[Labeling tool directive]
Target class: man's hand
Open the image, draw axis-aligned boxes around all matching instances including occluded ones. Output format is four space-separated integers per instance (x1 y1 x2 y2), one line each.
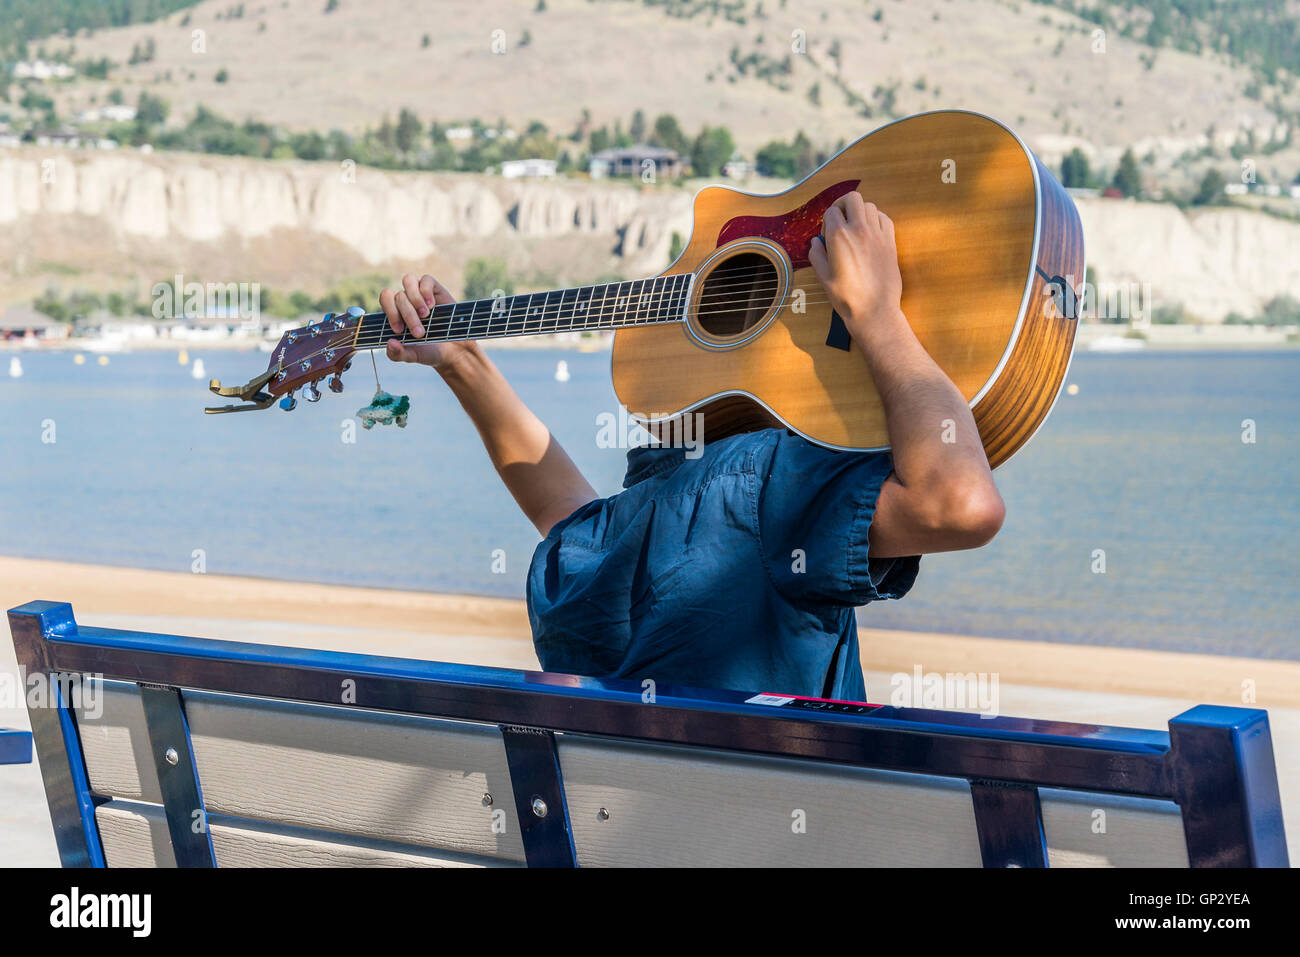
808 192 903 339
378 273 477 372
808 191 1006 558
378 270 596 537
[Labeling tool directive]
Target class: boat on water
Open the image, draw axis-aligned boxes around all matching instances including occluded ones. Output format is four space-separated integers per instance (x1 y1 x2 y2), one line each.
82 336 127 354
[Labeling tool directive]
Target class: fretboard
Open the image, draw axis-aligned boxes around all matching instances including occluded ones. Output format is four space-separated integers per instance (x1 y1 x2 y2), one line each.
351 274 692 350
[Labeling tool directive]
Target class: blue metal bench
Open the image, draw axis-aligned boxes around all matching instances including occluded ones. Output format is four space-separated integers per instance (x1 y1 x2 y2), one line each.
7 599 1289 868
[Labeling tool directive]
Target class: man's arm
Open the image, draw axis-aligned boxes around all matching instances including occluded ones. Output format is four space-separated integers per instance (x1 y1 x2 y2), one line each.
380 273 598 537
810 193 1006 558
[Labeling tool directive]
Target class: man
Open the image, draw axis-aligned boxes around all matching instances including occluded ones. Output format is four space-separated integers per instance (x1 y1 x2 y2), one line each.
378 193 1004 700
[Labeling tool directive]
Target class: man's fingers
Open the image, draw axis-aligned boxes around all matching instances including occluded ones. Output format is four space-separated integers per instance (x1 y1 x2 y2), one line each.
879 209 895 237
419 274 454 307
379 288 405 335
833 192 866 225
401 273 428 318
386 339 408 362
808 235 829 278
822 205 847 233
395 291 424 338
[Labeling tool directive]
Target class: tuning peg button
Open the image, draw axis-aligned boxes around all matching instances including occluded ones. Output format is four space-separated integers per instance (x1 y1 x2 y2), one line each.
279 392 297 411
328 375 344 394
305 381 322 402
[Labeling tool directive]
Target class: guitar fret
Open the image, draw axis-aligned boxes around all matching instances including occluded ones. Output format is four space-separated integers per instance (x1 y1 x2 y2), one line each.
352 272 692 350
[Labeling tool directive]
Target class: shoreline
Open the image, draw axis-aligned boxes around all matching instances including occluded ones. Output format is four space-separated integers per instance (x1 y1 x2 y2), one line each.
2 555 1297 710
3 324 1298 354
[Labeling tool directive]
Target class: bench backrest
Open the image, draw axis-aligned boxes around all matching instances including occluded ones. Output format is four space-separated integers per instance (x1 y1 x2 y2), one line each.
8 601 1290 868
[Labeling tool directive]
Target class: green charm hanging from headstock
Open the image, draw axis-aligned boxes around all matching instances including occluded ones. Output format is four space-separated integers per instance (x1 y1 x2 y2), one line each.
356 389 410 430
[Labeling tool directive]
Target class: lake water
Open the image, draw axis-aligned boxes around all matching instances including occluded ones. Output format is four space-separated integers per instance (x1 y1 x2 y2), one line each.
1 346 1296 660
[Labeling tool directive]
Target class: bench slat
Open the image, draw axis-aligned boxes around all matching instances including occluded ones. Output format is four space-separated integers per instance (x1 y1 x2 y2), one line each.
556 734 986 867
1040 789 1189 868
95 800 516 868
78 682 525 862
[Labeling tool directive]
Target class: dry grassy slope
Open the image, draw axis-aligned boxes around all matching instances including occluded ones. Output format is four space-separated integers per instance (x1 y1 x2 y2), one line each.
51 0 1293 161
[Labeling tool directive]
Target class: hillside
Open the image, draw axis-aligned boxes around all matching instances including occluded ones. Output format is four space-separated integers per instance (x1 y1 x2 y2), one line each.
14 0 1300 180
2 145 1297 323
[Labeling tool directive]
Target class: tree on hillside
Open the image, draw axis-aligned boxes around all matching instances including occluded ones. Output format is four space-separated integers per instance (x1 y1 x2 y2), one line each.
791 130 816 178
464 259 513 300
1060 147 1092 188
1191 167 1227 206
1260 295 1300 327
755 140 795 178
649 114 689 155
136 91 168 127
690 125 735 177
1112 149 1141 198
395 108 422 153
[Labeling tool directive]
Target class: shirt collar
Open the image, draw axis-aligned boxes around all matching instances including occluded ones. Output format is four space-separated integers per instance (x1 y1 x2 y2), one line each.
623 443 688 488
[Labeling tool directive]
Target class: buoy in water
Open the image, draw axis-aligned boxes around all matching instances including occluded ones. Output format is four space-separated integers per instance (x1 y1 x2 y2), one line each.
178 349 189 365
1066 383 1079 396
554 360 571 383
97 355 109 366
191 358 206 379
8 357 22 378
74 354 85 365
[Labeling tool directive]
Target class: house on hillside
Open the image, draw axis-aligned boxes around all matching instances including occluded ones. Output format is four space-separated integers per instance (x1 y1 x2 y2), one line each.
589 145 684 180
723 154 755 179
11 60 74 81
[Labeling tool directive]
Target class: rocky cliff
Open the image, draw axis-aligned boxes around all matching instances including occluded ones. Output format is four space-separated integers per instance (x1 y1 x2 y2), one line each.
0 147 1296 321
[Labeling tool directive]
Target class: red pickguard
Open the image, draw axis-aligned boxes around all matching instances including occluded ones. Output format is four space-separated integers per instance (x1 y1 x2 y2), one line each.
715 179 860 268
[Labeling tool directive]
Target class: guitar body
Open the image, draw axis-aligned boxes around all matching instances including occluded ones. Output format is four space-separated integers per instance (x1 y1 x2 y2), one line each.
610 110 1084 468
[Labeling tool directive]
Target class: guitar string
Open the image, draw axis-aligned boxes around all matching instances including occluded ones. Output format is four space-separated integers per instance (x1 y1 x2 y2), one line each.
288 258 827 354
351 289 845 348
288 289 852 377
356 270 804 345
276 278 850 378
309 284 848 356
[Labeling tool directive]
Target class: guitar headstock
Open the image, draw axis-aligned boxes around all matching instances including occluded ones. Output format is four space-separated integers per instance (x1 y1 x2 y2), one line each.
206 308 367 413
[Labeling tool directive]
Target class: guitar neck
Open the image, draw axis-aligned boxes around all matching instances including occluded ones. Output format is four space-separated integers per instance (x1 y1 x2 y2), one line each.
350 273 693 351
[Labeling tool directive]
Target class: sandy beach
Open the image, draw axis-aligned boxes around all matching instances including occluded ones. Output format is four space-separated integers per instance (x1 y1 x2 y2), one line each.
2 554 1297 865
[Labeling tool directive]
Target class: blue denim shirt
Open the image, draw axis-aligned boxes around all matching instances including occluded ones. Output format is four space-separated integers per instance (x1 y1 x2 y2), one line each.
526 428 920 700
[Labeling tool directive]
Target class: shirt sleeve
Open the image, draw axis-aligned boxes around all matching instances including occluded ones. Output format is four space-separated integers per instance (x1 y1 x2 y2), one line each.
755 433 920 607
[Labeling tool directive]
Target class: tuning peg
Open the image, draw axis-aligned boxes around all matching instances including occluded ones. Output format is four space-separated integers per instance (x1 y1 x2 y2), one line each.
328 374 344 393
305 381 322 402
279 391 298 411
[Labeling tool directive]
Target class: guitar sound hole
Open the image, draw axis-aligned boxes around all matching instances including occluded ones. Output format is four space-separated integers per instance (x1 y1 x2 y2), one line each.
696 252 778 338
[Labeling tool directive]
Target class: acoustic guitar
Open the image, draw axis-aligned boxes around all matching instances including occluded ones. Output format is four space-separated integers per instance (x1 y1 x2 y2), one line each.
207 110 1084 468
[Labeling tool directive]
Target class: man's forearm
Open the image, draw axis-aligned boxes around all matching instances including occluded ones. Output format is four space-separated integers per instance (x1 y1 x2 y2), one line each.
437 344 597 536
849 307 1004 554
851 308 991 490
